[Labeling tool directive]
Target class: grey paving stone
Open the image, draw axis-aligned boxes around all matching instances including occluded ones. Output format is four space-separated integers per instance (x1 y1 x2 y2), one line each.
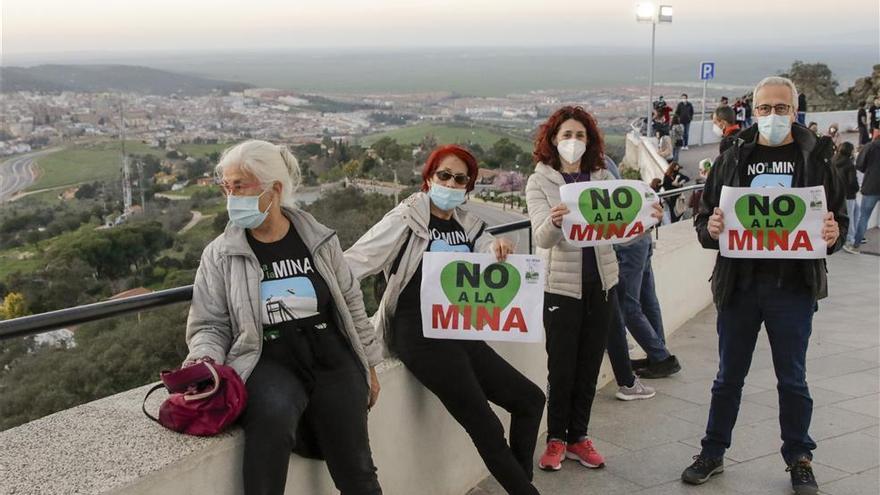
848 346 880 364
632 479 748 495
822 467 880 495
802 355 878 380
589 411 701 452
671 400 779 428
835 394 880 419
813 370 880 398
814 432 880 474
604 442 704 488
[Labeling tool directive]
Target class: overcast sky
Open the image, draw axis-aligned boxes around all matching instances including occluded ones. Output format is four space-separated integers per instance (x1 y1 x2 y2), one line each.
3 0 878 56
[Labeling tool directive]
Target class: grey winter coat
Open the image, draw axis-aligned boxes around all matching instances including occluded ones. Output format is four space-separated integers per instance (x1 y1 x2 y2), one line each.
184 207 383 388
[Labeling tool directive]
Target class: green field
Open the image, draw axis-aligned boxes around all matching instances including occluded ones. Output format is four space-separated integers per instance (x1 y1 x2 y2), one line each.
360 123 533 152
27 140 162 192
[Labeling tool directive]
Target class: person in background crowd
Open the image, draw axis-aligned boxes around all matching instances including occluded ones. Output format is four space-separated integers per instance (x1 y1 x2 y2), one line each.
601 156 657 401
670 116 685 163
674 93 695 150
743 95 753 127
870 97 880 131
826 123 841 149
712 106 741 154
857 101 870 145
185 140 385 495
808 122 820 136
797 92 807 125
655 96 673 125
652 109 670 137
734 98 746 129
833 142 860 248
662 161 690 223
719 96 730 108
686 76 846 495
346 144 544 495
657 132 674 162
526 106 662 473
845 130 880 254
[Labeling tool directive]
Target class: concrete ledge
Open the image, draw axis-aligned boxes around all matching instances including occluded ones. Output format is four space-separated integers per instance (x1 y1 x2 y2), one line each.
0 221 715 495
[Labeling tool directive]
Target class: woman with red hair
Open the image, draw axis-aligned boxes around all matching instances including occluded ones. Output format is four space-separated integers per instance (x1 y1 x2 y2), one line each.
346 144 545 495
526 106 620 472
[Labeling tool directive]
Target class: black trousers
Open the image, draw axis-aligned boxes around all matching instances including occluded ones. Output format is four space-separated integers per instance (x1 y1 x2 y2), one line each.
240 356 382 495
544 281 613 443
393 311 545 495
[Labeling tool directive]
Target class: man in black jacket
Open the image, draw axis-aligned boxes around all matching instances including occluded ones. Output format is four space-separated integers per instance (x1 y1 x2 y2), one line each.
683 77 847 495
675 93 695 149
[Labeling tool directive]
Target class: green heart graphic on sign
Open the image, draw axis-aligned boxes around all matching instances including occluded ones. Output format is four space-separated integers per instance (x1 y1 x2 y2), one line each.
440 261 521 328
578 186 643 238
734 194 806 233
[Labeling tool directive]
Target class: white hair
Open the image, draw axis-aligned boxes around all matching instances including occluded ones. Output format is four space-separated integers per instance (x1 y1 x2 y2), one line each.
753 76 799 111
215 140 301 208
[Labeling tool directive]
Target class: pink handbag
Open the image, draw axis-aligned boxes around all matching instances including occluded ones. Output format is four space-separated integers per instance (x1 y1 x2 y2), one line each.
142 360 247 436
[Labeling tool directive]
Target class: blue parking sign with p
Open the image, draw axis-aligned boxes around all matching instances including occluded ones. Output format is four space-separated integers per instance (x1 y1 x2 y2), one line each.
700 62 715 81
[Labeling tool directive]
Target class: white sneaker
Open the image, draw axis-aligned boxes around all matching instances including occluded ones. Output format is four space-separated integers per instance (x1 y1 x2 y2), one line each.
616 377 656 401
682 146 689 150
843 244 860 255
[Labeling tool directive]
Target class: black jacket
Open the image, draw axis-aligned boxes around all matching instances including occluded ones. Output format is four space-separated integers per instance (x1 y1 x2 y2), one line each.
695 123 848 308
856 140 880 195
675 101 694 123
832 154 859 200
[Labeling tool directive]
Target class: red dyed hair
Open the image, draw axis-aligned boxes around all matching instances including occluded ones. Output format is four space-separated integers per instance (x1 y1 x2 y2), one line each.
420 144 479 192
533 106 605 172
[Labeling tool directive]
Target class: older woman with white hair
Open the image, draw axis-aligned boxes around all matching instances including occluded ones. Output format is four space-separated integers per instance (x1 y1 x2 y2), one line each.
183 140 384 495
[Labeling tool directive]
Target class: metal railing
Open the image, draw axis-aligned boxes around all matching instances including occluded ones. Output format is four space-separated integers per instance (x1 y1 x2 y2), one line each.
0 184 703 341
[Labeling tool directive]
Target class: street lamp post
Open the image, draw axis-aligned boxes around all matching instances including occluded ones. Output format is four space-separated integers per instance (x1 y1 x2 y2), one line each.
636 3 673 138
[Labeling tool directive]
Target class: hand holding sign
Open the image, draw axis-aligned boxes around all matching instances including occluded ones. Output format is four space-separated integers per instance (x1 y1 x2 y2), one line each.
560 180 661 247
822 212 839 248
718 186 827 259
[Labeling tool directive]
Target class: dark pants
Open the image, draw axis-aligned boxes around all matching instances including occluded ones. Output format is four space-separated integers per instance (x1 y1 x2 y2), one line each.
544 280 612 444
700 281 817 464
393 312 545 495
682 121 691 146
616 236 670 363
605 288 637 388
241 357 381 495
859 126 870 145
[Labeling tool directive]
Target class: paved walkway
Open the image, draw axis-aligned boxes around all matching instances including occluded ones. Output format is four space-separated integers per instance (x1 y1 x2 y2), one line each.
469 252 879 494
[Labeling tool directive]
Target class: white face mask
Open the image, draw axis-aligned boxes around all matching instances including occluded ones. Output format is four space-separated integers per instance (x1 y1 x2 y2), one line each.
712 123 724 137
556 139 587 164
757 114 792 146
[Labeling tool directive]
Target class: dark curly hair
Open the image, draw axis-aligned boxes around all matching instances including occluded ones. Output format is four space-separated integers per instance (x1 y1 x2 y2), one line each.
533 105 605 172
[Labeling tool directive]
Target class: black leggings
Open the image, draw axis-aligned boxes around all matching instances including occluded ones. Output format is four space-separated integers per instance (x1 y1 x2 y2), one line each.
543 282 613 443
240 357 382 495
393 311 545 495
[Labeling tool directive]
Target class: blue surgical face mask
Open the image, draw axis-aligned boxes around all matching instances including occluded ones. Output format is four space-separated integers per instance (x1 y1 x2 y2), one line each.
227 189 272 229
757 114 792 146
429 182 467 211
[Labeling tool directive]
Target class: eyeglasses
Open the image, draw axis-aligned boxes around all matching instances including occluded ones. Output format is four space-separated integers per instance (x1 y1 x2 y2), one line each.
755 104 793 116
435 170 470 186
218 180 263 196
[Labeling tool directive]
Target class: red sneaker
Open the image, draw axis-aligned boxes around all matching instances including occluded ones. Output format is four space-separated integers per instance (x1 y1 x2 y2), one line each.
566 438 605 468
538 440 566 471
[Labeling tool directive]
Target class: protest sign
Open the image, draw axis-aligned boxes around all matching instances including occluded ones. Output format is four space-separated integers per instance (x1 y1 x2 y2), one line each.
560 179 660 247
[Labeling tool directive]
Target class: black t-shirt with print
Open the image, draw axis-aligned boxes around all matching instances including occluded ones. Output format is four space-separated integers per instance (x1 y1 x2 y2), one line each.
396 214 474 314
735 142 807 291
246 225 354 385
